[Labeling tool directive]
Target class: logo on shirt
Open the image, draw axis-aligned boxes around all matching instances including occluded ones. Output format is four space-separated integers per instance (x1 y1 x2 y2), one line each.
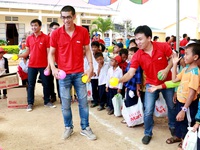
158 57 162 60
40 42 43 45
77 41 80 43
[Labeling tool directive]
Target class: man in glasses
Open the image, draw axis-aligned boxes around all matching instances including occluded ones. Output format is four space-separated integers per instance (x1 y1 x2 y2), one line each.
48 5 96 140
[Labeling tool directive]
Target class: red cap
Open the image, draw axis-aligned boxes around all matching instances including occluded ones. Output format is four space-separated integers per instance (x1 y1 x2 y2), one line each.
0 47 7 54
114 55 122 64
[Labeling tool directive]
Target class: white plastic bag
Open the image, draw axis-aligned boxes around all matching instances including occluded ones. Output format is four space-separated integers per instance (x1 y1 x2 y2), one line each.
122 97 144 127
86 82 93 101
112 93 123 117
154 93 168 117
182 127 197 150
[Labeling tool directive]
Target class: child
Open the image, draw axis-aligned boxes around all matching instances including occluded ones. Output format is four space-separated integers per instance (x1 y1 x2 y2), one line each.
121 47 142 124
113 42 123 55
0 47 9 99
124 47 142 107
119 48 128 98
148 43 200 149
119 48 128 74
90 41 100 108
106 55 123 115
95 52 110 111
18 56 29 86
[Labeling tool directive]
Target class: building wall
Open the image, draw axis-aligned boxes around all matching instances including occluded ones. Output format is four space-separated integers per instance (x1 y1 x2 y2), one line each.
164 19 198 39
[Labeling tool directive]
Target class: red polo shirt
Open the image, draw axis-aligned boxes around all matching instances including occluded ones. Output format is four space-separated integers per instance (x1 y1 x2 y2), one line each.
180 38 188 46
130 42 172 85
26 32 49 68
50 24 90 74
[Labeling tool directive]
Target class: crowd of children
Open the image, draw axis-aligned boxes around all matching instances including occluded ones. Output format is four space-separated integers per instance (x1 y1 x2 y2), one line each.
87 30 200 149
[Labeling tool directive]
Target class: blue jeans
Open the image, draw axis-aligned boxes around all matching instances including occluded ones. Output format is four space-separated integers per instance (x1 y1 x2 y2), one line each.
144 84 176 136
59 73 89 130
28 67 50 105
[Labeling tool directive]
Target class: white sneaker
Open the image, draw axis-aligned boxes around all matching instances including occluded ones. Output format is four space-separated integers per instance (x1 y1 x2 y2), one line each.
62 127 74 140
44 102 56 108
80 127 97 140
27 104 33 112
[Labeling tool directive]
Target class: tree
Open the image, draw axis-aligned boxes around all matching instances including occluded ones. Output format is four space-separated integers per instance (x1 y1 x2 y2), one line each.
90 17 114 38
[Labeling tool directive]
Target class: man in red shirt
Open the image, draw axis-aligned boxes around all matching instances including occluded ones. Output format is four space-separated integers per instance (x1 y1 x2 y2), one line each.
119 25 176 145
48 5 96 141
19 19 56 112
180 33 188 46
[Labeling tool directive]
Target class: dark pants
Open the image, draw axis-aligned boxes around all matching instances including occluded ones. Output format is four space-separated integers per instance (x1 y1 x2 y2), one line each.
198 137 200 150
22 79 28 86
175 99 198 139
124 89 138 107
98 84 107 107
49 73 56 98
91 79 99 105
28 67 50 105
108 88 117 110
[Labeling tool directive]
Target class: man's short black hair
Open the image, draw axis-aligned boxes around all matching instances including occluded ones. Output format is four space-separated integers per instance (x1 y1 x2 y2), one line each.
134 25 152 39
30 19 42 26
49 22 60 28
61 5 76 15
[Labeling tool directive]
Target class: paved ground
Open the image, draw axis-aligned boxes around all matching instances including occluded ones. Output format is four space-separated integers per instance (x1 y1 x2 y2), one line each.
0 65 179 150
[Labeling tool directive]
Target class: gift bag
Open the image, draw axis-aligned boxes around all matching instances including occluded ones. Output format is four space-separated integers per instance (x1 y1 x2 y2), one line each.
86 82 93 101
122 97 144 127
154 93 168 117
112 93 123 117
182 127 197 150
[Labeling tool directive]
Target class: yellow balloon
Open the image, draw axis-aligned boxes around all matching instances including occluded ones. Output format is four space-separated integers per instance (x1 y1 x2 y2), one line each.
82 75 88 83
12 54 18 61
109 77 119 87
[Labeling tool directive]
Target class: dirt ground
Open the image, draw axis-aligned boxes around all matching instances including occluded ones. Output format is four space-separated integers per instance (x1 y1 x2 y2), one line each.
0 65 179 150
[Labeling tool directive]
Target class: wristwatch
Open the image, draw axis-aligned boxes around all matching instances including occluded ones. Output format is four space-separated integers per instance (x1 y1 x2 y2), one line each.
181 107 187 112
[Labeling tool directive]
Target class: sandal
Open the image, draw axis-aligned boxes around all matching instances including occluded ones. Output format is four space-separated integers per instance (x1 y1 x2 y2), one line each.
166 136 182 144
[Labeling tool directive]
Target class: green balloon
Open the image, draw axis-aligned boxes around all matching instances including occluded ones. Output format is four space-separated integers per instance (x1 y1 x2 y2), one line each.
157 72 163 81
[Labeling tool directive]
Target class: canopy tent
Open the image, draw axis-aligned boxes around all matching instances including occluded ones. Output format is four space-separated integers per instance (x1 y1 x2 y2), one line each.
83 0 118 6
129 0 149 4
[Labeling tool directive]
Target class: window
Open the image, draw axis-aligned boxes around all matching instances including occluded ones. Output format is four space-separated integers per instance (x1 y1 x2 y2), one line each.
5 16 11 21
47 18 58 22
5 16 18 21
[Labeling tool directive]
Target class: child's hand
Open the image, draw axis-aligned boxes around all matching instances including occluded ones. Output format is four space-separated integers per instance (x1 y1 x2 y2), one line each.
192 123 199 132
176 110 185 121
172 52 181 65
147 85 158 93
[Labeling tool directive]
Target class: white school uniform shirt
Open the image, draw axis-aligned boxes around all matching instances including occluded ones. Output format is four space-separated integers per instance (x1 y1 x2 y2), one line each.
106 66 123 89
98 62 110 86
0 58 5 69
91 54 98 79
19 59 29 73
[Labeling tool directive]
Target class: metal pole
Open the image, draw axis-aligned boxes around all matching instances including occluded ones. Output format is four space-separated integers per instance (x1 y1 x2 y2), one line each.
176 0 180 51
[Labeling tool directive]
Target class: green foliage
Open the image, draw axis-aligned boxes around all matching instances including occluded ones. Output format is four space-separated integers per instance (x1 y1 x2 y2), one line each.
91 17 114 37
0 40 7 46
1 45 19 54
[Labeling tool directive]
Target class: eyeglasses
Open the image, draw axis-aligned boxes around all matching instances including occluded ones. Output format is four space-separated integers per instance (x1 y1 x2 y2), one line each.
60 16 73 20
